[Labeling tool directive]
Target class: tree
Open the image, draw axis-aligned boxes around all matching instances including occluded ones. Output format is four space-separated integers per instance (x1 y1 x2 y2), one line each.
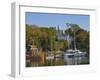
65 23 89 52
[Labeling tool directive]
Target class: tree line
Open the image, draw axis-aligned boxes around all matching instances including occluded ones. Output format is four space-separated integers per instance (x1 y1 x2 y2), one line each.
26 24 89 55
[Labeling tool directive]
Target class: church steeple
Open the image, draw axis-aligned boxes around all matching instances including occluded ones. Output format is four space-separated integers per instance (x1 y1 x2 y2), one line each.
57 25 60 32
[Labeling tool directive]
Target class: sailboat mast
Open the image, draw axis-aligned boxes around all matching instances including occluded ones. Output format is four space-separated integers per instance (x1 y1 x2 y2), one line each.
74 31 76 50
66 23 70 49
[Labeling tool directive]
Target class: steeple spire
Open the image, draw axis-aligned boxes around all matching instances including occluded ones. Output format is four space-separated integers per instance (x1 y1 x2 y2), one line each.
58 25 60 32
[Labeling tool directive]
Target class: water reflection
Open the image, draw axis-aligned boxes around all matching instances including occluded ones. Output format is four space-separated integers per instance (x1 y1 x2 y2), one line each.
45 54 89 66
26 52 89 67
64 55 89 65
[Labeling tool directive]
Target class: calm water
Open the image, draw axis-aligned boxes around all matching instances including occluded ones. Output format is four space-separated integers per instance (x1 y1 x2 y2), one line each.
64 55 89 65
45 55 89 66
26 53 89 67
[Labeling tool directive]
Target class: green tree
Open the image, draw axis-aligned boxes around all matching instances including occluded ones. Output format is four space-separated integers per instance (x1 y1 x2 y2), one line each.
65 23 89 52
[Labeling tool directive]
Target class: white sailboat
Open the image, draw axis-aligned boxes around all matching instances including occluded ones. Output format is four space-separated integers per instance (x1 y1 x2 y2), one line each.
64 23 86 57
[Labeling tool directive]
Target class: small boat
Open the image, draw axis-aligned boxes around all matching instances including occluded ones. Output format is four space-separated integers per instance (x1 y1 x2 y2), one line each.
64 49 86 58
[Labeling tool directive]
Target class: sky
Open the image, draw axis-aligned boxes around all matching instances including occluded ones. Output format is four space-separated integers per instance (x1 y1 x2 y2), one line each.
26 12 90 31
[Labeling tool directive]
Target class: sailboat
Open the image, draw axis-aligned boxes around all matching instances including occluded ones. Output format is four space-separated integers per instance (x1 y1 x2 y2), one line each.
64 24 86 57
